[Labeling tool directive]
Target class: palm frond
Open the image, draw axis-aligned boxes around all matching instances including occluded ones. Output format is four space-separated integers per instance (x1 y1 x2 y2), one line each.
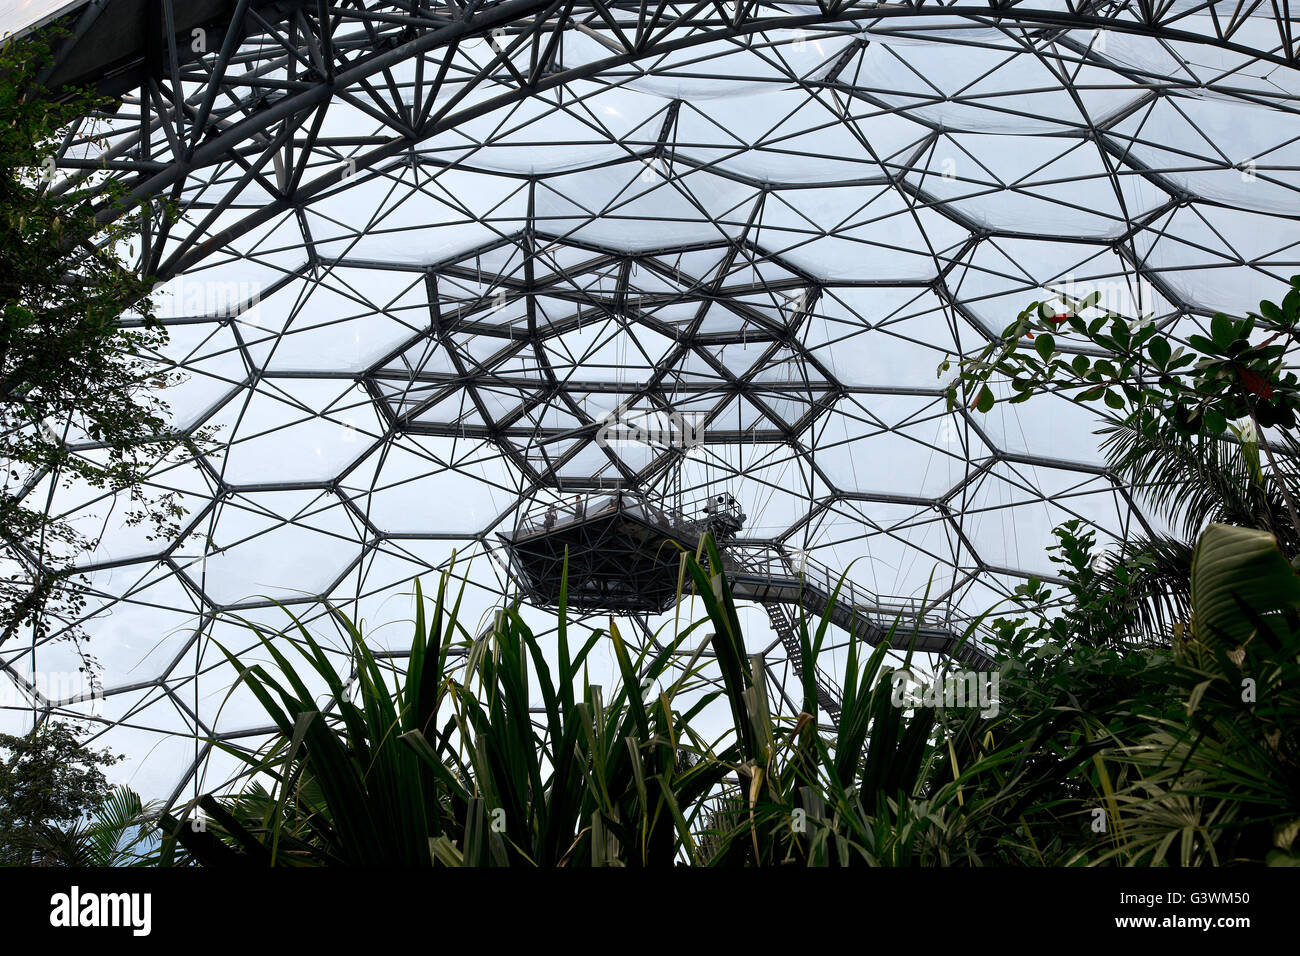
1094 534 1194 644
1099 420 1299 553
82 785 159 865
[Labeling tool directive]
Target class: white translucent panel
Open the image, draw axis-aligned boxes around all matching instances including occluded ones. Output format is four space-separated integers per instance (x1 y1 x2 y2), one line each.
759 394 814 427
1 638 101 710
976 384 1108 465
952 238 1171 329
1134 205 1300 312
179 491 361 606
678 89 928 183
748 352 833 390
476 386 535 421
190 741 275 801
201 607 343 680
306 167 529 264
168 164 282 217
847 37 1139 133
675 348 730 383
809 500 957 601
605 440 661 472
554 440 615 477
341 436 520 534
257 268 429 372
1109 96 1300 213
714 394 779 433
0 0 81 35
730 292 800 328
405 390 486 425
694 302 753 334
911 133 1168 237
961 465 1127 573
195 658 276 735
375 379 452 420
436 83 665 174
804 286 967 386
634 297 707 327
818 426 976 499
46 458 214 567
563 30 846 101
817 393 987 497
204 379 381 484
516 399 585 434
699 445 816 534
535 162 755 250
93 717 204 802
151 322 249 429
150 271 265 322
757 183 969 280
947 569 1033 621
64 569 204 689
180 209 306 278
1099 22 1300 99
540 320 677 382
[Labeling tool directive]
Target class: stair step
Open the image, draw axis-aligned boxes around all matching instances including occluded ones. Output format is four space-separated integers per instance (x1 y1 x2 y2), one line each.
762 601 841 716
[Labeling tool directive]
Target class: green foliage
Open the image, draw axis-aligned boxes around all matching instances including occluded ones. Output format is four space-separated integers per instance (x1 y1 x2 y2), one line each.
1 33 186 662
942 277 1300 650
945 278 1300 546
145 518 1300 867
111 278 1297 868
1099 420 1299 557
1102 524 1300 865
946 282 1300 438
679 533 961 866
159 556 731 867
21 785 161 866
1191 523 1300 646
0 720 123 865
985 520 1173 648
928 272 1300 863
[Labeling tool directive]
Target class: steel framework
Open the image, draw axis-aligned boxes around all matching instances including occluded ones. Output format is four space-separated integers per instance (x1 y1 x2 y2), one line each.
3 0 1300 805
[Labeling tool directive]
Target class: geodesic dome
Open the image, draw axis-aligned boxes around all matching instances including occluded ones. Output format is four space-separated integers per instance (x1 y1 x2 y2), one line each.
4 0 1300 806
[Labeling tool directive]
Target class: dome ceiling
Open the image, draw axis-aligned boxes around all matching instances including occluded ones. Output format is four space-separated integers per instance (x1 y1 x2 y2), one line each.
4 0 1299 802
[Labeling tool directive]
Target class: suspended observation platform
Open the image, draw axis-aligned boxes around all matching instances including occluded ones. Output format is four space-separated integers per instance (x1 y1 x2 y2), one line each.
499 492 744 613
499 492 994 714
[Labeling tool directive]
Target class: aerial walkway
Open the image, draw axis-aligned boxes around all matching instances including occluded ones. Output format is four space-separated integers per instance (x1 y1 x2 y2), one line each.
721 543 996 719
500 493 995 720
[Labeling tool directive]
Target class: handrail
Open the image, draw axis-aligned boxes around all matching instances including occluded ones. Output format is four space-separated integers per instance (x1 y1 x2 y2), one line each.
724 541 997 666
511 491 706 540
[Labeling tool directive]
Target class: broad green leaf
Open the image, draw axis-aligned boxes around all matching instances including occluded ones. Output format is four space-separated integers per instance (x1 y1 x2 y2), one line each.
1190 523 1300 645
1034 333 1055 362
1210 313 1235 350
1147 335 1171 368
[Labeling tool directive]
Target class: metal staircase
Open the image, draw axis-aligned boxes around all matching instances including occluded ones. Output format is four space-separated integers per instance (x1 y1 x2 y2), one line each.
761 602 844 717
725 541 996 676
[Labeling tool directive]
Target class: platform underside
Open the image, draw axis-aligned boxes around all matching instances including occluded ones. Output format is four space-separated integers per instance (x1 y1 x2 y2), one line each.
500 499 704 613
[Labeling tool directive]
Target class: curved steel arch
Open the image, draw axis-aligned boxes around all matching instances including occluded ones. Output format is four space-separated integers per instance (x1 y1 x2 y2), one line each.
28 1 1300 281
